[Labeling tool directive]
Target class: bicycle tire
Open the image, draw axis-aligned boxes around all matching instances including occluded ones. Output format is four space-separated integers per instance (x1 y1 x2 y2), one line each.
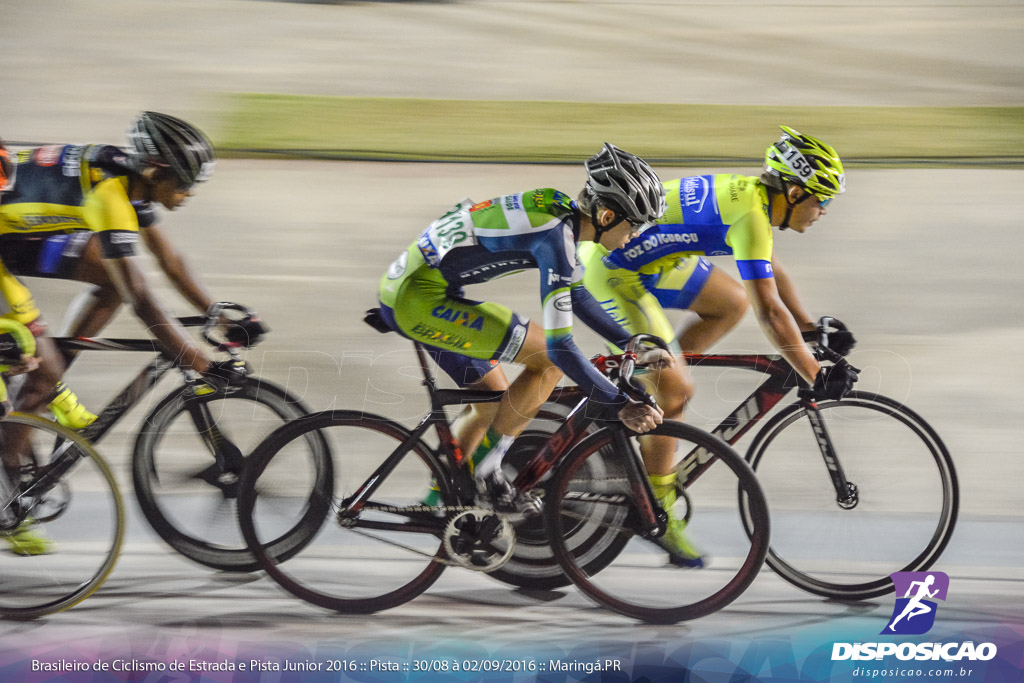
743 390 958 600
238 410 453 614
132 375 328 571
0 414 124 619
547 421 770 624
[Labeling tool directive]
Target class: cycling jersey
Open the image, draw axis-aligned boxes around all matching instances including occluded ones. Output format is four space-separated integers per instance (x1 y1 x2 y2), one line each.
0 144 156 322
605 174 774 281
580 174 772 349
0 144 156 259
379 190 630 409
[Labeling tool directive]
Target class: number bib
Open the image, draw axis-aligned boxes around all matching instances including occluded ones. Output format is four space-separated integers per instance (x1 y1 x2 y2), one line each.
417 199 478 267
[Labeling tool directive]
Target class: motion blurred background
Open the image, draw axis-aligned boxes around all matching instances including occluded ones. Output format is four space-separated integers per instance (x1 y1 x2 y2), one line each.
2 0 1022 559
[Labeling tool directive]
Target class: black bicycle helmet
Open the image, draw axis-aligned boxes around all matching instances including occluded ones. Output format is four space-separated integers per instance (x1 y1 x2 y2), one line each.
584 142 666 226
126 111 215 187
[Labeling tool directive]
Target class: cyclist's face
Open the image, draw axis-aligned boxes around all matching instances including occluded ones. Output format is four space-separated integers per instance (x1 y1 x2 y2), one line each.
599 220 638 250
150 176 194 211
787 188 829 233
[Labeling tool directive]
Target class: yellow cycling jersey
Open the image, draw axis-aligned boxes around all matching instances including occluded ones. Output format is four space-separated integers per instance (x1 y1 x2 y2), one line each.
605 174 775 280
0 144 155 259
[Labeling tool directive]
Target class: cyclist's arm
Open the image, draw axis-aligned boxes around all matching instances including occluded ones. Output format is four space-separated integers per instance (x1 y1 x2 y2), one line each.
744 277 819 384
728 210 818 383
535 225 627 413
771 258 815 333
569 282 631 348
84 180 209 373
140 224 215 312
100 255 210 373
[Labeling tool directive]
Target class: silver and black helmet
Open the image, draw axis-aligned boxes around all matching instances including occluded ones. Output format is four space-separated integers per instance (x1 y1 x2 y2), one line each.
584 142 666 225
127 111 215 187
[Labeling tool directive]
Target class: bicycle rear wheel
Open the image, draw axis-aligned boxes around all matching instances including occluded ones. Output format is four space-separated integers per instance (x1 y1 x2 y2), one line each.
547 421 769 624
744 391 958 600
238 411 452 614
0 414 124 619
133 376 328 571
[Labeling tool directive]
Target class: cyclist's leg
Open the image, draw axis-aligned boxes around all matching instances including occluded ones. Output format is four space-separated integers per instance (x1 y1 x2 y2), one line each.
650 256 748 353
579 244 703 565
578 243 693 472
450 364 509 461
54 234 122 365
379 246 553 486
1 235 103 419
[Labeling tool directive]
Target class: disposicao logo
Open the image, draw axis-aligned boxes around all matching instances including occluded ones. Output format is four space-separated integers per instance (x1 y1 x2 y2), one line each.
883 571 949 635
831 571 998 662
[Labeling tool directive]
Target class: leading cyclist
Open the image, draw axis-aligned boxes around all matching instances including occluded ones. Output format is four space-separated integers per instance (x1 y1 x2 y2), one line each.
376 144 701 554
0 113 253 553
579 127 860 563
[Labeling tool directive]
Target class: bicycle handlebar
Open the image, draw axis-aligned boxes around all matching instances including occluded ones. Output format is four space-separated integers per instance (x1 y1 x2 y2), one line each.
811 316 852 366
202 302 261 353
616 334 671 409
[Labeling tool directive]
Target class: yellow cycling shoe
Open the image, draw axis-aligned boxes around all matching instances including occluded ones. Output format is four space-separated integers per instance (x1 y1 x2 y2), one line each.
49 381 97 430
2 519 54 556
650 472 706 569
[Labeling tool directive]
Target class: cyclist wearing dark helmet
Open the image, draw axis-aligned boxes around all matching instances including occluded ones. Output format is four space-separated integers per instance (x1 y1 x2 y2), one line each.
377 142 671 507
0 113 248 553
579 126 858 566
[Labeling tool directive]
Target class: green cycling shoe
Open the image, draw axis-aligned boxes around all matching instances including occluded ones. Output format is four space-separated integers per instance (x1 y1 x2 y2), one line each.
650 472 705 569
2 519 54 556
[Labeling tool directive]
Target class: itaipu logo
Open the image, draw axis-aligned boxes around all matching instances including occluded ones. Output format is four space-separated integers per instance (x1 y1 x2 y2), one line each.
832 571 998 663
883 571 948 635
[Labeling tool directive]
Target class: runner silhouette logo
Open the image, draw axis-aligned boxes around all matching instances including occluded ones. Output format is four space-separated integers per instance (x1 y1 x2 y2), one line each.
883 571 949 635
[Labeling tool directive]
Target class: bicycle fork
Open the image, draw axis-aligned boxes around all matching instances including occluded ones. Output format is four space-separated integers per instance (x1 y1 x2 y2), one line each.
803 401 859 509
612 429 668 538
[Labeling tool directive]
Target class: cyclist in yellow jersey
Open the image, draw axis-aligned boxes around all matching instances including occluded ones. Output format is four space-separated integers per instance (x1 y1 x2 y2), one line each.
579 127 859 565
0 114 252 539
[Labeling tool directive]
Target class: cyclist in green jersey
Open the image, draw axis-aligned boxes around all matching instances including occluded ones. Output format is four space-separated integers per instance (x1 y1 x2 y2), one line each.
579 127 859 565
378 144 675 515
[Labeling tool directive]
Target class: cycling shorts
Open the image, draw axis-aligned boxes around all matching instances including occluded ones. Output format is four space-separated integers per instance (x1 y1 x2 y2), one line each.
578 241 714 349
377 244 529 387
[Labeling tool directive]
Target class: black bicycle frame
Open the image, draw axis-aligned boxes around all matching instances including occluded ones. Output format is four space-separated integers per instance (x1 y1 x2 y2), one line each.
341 342 665 538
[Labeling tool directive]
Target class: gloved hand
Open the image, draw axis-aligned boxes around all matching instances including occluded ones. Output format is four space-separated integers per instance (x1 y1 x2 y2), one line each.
223 316 268 348
812 363 859 400
202 359 249 389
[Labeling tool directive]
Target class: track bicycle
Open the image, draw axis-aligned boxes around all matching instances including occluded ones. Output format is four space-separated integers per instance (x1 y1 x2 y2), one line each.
43 302 328 571
238 319 771 624
0 412 124 619
542 317 958 601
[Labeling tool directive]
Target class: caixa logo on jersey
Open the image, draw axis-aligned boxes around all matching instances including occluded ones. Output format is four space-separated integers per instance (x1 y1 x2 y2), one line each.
831 572 998 663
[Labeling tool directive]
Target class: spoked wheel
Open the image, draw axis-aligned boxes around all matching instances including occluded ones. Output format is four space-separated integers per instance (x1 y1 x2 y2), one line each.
132 377 328 571
238 411 453 614
547 422 769 623
743 391 958 600
0 414 124 619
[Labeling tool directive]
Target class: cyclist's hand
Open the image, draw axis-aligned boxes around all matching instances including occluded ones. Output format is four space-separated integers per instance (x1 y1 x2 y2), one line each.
618 401 663 434
812 363 859 400
223 314 268 348
202 359 249 389
637 347 676 369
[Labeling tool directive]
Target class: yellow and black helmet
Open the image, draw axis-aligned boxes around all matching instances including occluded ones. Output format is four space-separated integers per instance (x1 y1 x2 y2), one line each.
764 126 845 199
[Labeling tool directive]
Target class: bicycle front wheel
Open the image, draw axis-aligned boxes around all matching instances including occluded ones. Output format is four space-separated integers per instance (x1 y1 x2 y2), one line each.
745 391 958 600
238 411 452 614
133 376 328 571
547 421 770 624
0 414 124 619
